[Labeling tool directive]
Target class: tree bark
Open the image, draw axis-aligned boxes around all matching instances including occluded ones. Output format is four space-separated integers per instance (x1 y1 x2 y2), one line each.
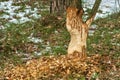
66 0 102 59
66 7 87 59
50 0 63 14
49 0 72 14
86 0 102 26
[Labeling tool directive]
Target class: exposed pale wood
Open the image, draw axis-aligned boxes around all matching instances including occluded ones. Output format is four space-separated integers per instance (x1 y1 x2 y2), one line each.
66 0 102 59
66 7 87 59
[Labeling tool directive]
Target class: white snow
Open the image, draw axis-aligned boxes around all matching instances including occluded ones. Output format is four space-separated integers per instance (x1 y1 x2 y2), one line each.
112 43 120 46
0 0 119 55
0 0 41 24
89 30 95 36
34 51 42 56
84 0 119 18
9 18 19 24
16 12 25 17
28 37 43 43
19 17 31 23
0 0 118 24
1 15 10 19
30 13 41 19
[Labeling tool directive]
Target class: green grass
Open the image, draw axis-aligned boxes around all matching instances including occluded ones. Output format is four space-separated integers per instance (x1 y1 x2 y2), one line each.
0 1 119 79
0 6 119 75
0 15 69 68
87 13 120 57
0 15 119 62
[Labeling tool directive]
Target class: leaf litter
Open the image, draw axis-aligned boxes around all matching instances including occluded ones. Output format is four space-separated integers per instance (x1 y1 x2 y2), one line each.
0 53 119 80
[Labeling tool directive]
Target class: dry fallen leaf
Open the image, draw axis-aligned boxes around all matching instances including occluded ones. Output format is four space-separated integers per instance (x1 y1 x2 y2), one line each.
1 53 119 80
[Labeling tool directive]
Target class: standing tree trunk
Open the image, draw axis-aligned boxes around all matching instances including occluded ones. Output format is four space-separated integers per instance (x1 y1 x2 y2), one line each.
50 0 72 14
66 0 102 59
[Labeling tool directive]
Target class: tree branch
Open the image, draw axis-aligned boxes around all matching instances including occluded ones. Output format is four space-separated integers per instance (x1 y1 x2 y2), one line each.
86 0 102 26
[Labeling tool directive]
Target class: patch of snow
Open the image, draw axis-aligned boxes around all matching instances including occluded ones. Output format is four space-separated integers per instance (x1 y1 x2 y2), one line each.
0 15 10 19
30 13 41 19
84 0 119 18
9 18 19 24
41 46 52 54
16 12 25 17
90 24 98 29
45 46 52 52
89 30 95 36
9 12 16 16
112 43 120 46
28 37 43 43
0 1 13 10
19 17 31 23
0 0 41 25
89 24 98 36
24 8 31 14
34 51 42 56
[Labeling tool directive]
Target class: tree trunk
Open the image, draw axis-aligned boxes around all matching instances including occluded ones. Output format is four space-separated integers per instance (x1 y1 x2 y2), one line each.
66 7 87 59
50 0 60 14
66 0 102 59
49 0 72 14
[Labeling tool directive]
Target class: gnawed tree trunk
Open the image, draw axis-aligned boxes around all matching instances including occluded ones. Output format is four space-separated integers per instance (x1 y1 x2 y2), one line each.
66 0 102 59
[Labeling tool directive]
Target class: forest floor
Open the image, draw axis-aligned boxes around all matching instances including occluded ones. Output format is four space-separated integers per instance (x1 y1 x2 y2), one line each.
0 12 120 79
1 52 120 80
